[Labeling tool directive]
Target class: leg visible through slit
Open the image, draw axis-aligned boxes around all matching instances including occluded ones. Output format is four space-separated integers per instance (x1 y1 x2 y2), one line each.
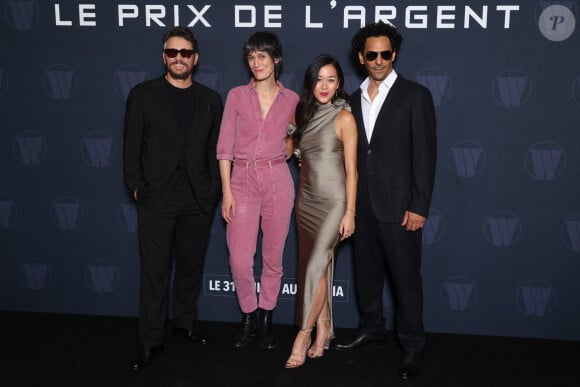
307 251 334 358
286 250 335 368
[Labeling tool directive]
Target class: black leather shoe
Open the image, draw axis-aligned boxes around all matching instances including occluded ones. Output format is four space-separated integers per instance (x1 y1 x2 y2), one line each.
233 310 258 348
398 351 424 379
331 332 386 351
130 345 163 372
258 308 278 350
172 327 208 344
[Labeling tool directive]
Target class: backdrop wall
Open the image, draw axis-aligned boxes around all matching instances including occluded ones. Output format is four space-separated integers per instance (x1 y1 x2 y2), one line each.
1 0 579 341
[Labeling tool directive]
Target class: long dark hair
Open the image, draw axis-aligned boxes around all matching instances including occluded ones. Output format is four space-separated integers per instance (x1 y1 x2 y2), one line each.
294 54 348 145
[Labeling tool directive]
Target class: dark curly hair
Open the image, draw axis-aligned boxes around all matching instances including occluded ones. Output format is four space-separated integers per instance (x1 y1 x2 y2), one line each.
351 21 403 58
294 54 349 146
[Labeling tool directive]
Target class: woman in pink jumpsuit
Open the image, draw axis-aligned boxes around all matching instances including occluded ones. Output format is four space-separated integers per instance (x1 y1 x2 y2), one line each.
217 32 299 350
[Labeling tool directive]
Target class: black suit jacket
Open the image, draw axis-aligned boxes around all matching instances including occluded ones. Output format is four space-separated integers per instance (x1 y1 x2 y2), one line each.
351 75 437 223
123 76 223 213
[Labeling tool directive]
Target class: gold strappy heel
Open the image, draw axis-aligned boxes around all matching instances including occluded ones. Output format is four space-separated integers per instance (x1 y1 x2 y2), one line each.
308 316 333 359
285 328 312 369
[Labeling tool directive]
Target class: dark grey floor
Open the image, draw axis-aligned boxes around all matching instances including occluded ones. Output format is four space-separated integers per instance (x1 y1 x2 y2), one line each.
3 311 579 387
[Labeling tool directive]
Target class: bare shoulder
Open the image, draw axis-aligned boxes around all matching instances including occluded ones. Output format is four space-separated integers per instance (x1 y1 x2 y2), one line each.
335 108 357 140
337 108 356 127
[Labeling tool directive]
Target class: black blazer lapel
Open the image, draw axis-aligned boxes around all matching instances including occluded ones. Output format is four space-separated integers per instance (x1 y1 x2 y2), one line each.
369 77 403 144
185 83 205 145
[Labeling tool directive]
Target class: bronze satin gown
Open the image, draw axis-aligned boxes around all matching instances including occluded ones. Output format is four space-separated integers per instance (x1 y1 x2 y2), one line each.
295 99 350 333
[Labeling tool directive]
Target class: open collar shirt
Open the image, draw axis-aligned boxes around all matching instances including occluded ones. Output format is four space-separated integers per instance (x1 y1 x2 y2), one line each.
216 78 299 162
360 69 398 142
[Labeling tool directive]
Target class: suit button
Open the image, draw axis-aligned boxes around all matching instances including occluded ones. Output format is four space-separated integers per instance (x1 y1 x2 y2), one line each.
367 149 372 155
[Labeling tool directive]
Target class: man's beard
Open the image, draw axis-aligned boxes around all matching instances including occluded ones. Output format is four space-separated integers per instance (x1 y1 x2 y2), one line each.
166 65 192 80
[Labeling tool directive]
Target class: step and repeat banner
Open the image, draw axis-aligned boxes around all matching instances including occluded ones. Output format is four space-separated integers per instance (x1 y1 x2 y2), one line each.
1 0 579 341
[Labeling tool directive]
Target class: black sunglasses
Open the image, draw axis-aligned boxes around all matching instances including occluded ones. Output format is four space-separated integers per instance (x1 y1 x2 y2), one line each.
163 48 196 58
364 50 393 61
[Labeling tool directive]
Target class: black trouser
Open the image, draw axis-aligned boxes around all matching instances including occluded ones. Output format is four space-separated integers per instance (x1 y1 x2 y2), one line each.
137 177 213 347
352 189 425 353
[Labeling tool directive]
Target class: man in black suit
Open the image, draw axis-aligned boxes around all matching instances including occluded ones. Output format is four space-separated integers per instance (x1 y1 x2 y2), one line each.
123 26 223 371
332 22 437 379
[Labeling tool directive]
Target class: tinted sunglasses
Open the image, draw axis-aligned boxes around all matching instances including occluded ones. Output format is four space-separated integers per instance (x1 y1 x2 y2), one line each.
163 48 196 58
364 50 393 61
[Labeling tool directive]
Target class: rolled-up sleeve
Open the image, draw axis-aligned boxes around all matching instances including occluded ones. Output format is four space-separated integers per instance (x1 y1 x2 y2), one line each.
216 80 299 162
216 89 238 161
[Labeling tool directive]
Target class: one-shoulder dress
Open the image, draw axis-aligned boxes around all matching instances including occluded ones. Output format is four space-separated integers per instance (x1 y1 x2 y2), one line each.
295 99 350 333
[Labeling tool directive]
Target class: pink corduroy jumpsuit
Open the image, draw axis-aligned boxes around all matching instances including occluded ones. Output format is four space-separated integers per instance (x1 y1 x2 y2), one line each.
217 79 299 313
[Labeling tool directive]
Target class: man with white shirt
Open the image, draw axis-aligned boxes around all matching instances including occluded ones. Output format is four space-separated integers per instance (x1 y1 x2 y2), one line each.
331 21 437 380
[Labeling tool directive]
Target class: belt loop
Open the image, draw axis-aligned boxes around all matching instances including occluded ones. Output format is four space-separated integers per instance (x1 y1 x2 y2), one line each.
233 157 284 168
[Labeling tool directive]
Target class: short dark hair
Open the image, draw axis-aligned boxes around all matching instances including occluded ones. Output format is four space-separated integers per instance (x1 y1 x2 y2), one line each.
243 31 283 79
162 26 198 53
351 21 403 56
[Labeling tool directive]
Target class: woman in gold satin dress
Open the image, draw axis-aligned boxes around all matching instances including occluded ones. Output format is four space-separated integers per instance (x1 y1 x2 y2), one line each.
285 54 358 368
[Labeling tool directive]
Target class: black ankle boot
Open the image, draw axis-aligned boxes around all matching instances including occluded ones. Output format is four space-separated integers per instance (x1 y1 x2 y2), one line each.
233 310 258 348
258 308 278 350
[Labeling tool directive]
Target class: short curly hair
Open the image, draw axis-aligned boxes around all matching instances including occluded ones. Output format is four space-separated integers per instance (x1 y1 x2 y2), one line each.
351 21 403 56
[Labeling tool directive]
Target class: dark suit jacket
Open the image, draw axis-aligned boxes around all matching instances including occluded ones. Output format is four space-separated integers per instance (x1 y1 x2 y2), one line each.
123 76 223 213
351 75 437 223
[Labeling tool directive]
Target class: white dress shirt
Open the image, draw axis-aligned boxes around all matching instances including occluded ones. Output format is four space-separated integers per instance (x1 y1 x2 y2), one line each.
360 69 398 142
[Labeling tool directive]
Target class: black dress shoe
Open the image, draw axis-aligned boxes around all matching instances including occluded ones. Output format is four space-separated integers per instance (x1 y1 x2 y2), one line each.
172 327 208 344
331 331 386 351
398 351 424 379
130 345 163 372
